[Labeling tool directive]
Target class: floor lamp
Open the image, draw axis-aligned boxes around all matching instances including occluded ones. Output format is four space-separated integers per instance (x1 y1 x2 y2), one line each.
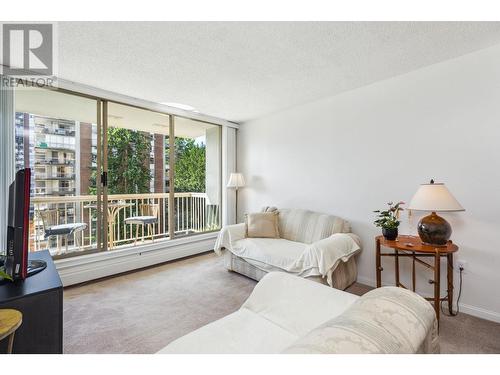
227 173 245 223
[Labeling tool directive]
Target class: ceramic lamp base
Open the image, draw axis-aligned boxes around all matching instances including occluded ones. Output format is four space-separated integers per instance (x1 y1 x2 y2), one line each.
417 211 451 247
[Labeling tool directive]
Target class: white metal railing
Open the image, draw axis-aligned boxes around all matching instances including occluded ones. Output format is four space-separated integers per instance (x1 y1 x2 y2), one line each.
35 172 76 179
31 192 220 256
34 187 76 196
36 141 76 150
34 158 75 165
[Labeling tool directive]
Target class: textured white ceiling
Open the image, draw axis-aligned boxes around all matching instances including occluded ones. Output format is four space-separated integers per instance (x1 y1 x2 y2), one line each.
57 22 500 122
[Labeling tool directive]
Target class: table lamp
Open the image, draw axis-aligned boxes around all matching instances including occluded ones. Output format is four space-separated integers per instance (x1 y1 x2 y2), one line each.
408 180 464 246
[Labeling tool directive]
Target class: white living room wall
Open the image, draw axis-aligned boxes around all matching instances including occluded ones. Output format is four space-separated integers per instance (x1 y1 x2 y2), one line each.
237 44 500 322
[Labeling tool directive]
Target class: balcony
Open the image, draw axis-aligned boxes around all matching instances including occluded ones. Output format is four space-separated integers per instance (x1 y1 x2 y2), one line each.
35 141 75 151
38 127 76 137
35 158 75 166
35 172 76 180
35 187 76 196
31 192 220 257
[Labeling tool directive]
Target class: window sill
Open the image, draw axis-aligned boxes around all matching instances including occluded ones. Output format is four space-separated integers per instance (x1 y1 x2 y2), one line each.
55 231 219 286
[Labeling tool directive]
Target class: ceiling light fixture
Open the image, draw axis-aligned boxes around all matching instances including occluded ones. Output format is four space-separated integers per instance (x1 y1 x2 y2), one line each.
161 102 199 113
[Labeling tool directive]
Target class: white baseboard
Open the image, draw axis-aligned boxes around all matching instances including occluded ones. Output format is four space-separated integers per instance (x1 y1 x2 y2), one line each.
56 233 217 286
356 275 500 323
457 303 500 323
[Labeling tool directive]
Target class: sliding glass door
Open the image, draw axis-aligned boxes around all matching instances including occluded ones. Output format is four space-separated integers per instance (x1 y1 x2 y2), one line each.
13 86 223 258
100 105 222 250
103 101 172 249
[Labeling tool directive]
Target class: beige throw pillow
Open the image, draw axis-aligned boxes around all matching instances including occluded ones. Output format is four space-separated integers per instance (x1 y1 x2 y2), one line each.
246 212 280 238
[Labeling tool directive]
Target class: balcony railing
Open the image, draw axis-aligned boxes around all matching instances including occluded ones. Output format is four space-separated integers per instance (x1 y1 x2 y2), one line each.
35 173 76 180
31 192 220 256
36 141 76 151
35 158 75 166
35 187 76 196
39 127 76 137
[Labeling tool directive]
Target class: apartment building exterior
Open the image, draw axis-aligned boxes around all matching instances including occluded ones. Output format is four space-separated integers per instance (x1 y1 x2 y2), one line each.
15 113 97 249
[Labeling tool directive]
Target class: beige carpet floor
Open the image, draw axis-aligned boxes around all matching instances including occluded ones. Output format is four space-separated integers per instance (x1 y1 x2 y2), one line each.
63 252 500 354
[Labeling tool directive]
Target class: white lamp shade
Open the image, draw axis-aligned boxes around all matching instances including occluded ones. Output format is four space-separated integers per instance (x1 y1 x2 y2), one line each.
408 182 464 212
227 173 245 188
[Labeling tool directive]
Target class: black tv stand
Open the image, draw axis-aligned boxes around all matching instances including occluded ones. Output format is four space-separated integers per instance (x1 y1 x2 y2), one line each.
0 250 62 353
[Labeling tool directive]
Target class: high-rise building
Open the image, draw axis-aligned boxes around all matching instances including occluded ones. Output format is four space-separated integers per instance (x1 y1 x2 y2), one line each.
15 113 99 197
15 113 97 250
32 115 77 196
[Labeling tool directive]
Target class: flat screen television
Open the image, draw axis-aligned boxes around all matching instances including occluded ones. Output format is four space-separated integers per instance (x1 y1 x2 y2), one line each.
4 168 46 280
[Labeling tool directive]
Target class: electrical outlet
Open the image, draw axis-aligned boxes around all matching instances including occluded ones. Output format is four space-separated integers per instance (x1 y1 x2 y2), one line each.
457 259 467 273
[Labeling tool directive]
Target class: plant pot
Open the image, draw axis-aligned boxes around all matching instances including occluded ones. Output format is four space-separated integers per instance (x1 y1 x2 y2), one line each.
382 227 398 241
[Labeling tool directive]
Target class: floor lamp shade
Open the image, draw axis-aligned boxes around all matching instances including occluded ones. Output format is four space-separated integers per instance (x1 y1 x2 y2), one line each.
227 173 245 189
408 181 464 246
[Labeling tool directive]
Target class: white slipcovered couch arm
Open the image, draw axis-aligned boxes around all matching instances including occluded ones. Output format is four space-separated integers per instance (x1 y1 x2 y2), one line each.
214 223 246 255
283 286 439 354
306 233 361 284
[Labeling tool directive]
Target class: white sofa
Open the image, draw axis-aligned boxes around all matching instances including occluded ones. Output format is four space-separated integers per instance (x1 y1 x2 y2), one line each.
159 272 439 354
215 208 361 289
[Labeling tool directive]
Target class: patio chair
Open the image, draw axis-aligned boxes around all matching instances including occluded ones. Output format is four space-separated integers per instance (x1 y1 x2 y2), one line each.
37 209 88 255
125 204 159 245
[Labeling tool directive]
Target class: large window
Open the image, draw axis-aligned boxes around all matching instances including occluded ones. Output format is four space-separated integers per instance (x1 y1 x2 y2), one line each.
14 87 222 258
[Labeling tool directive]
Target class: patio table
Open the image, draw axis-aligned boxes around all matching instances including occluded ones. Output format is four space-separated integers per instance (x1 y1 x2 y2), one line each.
84 201 133 249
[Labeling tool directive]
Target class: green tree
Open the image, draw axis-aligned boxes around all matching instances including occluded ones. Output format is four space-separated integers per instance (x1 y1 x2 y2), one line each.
90 133 205 194
166 138 206 192
106 127 152 194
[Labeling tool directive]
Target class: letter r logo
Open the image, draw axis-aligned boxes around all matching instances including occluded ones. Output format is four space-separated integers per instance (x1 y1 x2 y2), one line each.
2 24 53 76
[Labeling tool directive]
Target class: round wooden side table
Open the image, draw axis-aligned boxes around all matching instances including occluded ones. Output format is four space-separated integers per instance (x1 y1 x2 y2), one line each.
0 309 23 354
375 235 459 324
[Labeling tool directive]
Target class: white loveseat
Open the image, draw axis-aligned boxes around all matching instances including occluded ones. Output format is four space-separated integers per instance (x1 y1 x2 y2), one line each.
215 208 361 289
159 272 439 354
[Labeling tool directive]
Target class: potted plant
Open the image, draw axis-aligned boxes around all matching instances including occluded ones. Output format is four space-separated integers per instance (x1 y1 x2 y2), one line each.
0 266 12 282
373 201 404 241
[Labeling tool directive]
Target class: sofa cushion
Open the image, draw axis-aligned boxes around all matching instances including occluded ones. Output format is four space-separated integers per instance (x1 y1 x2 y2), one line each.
233 238 307 269
278 208 350 244
245 212 280 238
158 308 298 354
